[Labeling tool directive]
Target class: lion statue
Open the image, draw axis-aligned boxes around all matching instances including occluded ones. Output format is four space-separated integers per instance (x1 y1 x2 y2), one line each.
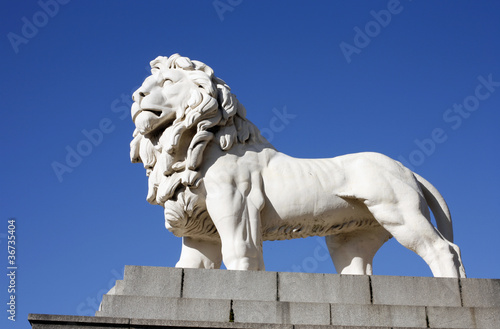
130 54 466 278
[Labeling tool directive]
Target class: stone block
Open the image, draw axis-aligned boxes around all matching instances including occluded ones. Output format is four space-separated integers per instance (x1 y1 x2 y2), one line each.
119 265 182 298
232 300 330 325
278 272 370 304
371 275 461 307
182 268 277 301
330 303 426 328
30 314 297 329
130 318 294 328
96 295 230 322
232 300 277 324
473 307 500 329
427 306 474 329
461 278 500 308
112 280 124 294
294 327 390 329
29 313 130 329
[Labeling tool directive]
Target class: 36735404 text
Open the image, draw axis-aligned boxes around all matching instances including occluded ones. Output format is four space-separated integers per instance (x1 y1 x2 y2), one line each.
6 218 17 321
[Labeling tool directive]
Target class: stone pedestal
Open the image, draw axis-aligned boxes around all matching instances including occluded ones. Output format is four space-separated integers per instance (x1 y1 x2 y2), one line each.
29 266 500 329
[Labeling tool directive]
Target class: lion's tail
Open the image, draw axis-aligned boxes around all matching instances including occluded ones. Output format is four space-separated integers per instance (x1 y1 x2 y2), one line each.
413 172 454 242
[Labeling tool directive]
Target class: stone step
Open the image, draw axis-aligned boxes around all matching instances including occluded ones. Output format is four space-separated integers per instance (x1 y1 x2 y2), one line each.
97 295 231 323
95 266 500 328
106 266 500 308
96 294 500 328
31 312 500 329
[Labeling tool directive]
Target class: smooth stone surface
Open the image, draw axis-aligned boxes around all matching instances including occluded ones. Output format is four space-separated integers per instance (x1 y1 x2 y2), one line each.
427 306 475 329
30 313 297 328
473 307 500 329
371 275 462 307
111 280 124 294
96 266 500 328
30 313 420 329
97 295 230 322
116 265 182 297
29 313 130 324
278 272 370 304
460 278 500 307
182 268 277 301
95 266 500 328
131 318 294 329
331 303 426 328
232 300 330 325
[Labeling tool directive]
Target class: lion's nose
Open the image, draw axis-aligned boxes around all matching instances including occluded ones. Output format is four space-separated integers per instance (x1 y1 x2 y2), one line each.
132 90 149 102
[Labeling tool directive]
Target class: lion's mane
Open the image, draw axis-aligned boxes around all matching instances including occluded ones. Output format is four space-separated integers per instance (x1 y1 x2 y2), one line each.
130 54 265 239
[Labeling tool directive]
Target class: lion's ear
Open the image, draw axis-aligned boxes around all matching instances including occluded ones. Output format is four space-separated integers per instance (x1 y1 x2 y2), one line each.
189 71 216 97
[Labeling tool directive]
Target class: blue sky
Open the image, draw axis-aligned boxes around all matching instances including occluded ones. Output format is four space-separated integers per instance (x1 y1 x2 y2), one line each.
1 1 499 328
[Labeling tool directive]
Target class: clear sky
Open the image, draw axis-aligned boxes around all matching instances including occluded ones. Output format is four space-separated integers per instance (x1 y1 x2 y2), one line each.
1 1 499 328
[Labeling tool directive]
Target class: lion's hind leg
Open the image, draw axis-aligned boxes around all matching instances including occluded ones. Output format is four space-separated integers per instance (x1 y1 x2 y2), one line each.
325 226 391 275
366 196 464 278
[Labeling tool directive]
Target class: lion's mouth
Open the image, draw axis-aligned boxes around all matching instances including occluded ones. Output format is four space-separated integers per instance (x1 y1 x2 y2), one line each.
132 108 161 123
133 106 177 135
143 109 162 117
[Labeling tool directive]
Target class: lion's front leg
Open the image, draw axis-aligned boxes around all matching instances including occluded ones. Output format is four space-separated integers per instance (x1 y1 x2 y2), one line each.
175 237 222 269
205 185 265 271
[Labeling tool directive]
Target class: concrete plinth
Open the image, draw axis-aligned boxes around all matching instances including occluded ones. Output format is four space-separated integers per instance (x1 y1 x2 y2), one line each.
29 266 500 329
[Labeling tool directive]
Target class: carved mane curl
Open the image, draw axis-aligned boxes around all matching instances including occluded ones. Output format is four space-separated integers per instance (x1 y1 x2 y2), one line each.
130 54 265 238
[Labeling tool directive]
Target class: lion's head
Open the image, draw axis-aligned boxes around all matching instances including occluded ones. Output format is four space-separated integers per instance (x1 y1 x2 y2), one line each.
130 54 266 239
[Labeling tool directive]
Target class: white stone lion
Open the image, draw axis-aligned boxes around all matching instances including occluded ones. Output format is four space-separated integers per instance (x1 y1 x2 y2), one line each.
130 54 466 278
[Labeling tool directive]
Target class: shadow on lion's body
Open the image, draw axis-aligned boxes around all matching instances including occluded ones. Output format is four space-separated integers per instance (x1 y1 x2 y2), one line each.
130 54 466 277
